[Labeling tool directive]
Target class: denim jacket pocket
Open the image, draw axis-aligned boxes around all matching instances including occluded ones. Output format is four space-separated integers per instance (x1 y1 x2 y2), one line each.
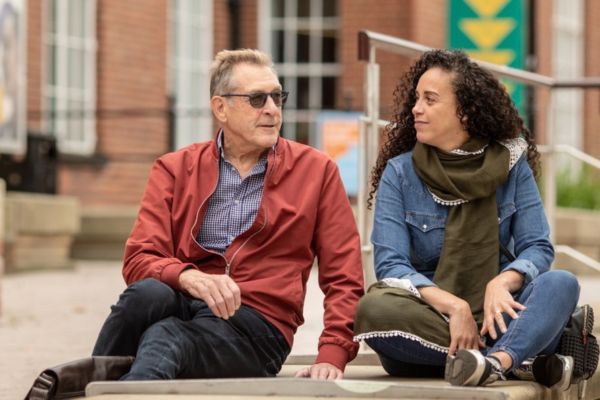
498 202 516 245
405 211 446 265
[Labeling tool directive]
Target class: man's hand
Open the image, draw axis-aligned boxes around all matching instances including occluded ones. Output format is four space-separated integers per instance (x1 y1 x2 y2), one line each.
179 269 241 319
448 300 485 355
480 271 526 340
294 363 343 380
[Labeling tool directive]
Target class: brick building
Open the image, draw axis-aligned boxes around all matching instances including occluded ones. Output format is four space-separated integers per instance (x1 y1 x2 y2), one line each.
6 0 600 208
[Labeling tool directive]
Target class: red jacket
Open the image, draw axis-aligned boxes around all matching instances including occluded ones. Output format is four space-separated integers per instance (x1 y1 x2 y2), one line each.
123 137 364 370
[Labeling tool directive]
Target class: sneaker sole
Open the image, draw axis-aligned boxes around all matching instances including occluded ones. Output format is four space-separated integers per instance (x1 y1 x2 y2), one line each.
445 350 487 386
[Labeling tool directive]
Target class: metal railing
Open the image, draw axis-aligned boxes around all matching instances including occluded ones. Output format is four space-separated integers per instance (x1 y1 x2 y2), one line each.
357 30 600 277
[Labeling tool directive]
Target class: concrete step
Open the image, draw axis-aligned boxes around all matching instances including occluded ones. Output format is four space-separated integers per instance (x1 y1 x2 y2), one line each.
71 207 137 260
4 191 80 272
84 363 599 400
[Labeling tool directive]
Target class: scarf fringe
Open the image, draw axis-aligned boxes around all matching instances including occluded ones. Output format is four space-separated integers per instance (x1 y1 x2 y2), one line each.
430 192 468 206
354 330 449 354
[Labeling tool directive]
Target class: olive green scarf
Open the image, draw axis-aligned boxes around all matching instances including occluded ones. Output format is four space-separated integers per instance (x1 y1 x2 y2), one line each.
412 138 510 324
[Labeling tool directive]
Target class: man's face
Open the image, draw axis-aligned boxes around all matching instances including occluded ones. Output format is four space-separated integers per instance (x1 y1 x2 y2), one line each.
216 63 283 153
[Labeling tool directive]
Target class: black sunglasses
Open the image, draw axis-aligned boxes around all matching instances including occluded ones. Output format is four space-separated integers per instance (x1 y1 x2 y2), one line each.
221 91 289 109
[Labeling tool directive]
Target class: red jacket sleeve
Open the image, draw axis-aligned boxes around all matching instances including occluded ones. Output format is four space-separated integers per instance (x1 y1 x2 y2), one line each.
122 158 196 290
312 160 365 370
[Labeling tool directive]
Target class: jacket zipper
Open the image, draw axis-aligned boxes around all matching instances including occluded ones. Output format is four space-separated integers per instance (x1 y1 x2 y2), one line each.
190 146 276 276
224 145 276 274
190 163 232 273
227 206 268 271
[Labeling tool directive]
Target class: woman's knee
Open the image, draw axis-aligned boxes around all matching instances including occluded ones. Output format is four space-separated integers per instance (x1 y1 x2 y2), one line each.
539 270 580 292
537 270 580 303
355 290 422 332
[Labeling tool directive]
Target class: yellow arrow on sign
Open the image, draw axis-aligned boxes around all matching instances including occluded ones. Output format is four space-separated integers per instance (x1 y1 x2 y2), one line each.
466 50 515 66
460 18 516 49
464 0 510 18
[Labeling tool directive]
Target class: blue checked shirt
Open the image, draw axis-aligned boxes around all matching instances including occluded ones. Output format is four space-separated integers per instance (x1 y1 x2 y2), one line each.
197 134 268 253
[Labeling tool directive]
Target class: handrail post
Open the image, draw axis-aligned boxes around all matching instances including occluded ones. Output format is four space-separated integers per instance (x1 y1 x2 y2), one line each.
544 90 557 245
358 45 380 287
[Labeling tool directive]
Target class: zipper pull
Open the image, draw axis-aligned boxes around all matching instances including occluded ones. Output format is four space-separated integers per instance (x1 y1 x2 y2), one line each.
225 263 231 276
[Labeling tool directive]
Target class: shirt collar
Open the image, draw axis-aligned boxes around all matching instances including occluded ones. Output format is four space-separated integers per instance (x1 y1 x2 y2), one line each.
216 129 276 162
217 130 271 175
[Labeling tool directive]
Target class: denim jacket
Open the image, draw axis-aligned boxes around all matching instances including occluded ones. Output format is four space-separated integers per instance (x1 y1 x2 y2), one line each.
372 150 554 290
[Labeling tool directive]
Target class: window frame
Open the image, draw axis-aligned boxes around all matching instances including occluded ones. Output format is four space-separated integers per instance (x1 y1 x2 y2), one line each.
169 0 213 150
0 0 27 155
258 0 340 145
43 0 97 155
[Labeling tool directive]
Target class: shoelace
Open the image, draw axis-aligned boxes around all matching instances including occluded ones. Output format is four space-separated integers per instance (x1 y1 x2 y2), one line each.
487 356 508 381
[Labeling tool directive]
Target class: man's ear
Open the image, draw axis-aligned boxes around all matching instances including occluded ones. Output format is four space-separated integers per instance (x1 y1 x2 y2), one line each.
211 96 227 123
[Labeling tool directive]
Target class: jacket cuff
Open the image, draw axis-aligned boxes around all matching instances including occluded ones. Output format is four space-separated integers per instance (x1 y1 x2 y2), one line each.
315 344 350 372
504 259 539 286
160 262 198 291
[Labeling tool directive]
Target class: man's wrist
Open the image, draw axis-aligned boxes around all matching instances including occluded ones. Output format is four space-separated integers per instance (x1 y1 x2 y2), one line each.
315 344 350 372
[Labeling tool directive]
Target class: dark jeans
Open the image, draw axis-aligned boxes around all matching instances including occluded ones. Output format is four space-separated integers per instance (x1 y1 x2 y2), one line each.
93 278 290 380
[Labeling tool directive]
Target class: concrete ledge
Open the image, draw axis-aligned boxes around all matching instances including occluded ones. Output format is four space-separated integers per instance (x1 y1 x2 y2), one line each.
0 179 4 314
4 191 80 272
4 192 80 240
556 208 600 249
555 208 600 275
71 207 137 261
84 364 600 399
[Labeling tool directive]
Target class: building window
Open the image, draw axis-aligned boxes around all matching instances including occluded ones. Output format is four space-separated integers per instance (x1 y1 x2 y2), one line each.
44 0 97 155
259 0 339 145
0 0 26 155
170 0 213 150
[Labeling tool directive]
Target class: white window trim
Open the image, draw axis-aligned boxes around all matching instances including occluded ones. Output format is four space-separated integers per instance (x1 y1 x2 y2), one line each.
43 0 97 155
552 0 584 153
0 0 27 155
258 0 339 144
169 0 213 150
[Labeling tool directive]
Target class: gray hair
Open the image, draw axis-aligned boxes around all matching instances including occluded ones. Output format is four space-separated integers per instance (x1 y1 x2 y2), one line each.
210 49 276 96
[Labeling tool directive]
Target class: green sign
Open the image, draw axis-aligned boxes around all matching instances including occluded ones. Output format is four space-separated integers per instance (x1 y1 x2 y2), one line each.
448 0 528 118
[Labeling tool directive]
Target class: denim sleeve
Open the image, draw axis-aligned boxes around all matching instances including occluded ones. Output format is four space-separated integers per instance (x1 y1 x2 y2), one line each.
371 164 436 288
502 157 554 284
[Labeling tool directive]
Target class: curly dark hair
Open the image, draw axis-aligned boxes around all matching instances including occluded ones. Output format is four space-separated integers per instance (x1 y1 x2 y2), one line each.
368 49 540 208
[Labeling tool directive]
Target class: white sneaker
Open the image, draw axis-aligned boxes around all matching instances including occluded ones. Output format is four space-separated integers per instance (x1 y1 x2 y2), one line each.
445 349 506 386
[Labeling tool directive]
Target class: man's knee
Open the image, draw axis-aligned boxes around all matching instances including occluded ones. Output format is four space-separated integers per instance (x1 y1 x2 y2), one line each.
112 278 178 319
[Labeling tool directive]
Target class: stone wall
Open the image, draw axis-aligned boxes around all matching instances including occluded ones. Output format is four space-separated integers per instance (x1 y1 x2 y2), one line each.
4 192 80 272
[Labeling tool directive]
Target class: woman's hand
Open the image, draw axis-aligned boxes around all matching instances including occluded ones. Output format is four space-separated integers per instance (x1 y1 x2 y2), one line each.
448 300 485 355
480 270 526 340
419 286 484 355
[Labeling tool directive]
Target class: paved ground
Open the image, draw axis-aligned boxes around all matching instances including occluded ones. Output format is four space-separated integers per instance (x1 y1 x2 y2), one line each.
0 261 326 399
1 262 600 399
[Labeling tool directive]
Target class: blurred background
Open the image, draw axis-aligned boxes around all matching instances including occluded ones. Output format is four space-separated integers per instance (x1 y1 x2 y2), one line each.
0 0 598 398
0 0 598 274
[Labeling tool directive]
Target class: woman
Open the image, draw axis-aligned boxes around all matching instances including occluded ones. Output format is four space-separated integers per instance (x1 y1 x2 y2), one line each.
354 49 583 389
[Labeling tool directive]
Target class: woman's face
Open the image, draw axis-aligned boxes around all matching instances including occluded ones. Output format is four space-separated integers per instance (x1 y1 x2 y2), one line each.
412 67 470 152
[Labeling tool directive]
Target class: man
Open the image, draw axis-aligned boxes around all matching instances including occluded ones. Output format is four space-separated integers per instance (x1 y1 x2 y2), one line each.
92 49 364 380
